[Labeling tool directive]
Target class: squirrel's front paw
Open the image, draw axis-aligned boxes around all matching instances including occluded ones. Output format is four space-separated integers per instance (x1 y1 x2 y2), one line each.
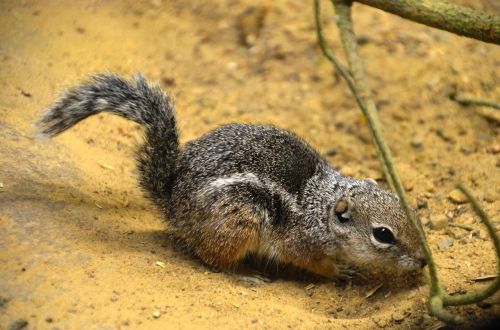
235 273 271 285
334 264 357 280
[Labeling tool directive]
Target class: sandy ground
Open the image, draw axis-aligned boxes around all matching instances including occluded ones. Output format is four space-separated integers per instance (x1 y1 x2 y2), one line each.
1 0 499 329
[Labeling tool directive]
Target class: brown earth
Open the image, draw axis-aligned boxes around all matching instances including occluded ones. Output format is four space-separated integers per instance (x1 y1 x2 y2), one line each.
0 0 499 329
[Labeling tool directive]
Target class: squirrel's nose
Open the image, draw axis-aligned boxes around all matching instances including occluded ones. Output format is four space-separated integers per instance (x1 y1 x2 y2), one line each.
419 257 427 268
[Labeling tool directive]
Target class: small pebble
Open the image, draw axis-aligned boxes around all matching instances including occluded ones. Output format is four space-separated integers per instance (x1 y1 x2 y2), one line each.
485 144 500 154
325 148 337 157
391 310 406 323
407 290 417 299
483 192 495 203
460 145 475 154
8 319 28 330
417 199 428 209
476 301 492 309
372 316 388 328
448 189 468 204
437 238 454 250
435 129 455 144
152 311 161 318
410 136 423 149
429 214 448 230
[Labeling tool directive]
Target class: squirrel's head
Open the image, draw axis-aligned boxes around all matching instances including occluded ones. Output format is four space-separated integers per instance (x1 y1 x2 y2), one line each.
326 179 425 277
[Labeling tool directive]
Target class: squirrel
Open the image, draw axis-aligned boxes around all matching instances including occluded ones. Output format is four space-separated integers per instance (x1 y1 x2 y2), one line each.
39 73 426 279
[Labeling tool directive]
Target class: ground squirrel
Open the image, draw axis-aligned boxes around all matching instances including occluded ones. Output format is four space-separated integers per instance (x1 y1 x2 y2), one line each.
39 73 426 279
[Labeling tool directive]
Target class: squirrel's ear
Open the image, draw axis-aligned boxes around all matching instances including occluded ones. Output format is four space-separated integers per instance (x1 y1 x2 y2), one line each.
331 197 352 223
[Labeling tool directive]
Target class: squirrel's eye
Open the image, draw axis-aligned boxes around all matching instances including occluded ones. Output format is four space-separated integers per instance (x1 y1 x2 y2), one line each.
336 211 350 223
373 227 396 244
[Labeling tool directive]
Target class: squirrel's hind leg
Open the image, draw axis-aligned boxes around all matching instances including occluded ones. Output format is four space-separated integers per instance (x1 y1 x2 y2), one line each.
185 176 272 271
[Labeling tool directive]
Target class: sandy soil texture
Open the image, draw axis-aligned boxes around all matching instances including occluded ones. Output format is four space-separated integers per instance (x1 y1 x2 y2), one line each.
1 0 499 329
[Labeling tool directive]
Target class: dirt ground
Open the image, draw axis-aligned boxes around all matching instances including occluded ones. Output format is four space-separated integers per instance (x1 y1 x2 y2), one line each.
1 0 499 329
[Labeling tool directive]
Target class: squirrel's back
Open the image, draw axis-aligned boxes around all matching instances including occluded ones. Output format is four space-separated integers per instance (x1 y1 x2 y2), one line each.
175 124 324 196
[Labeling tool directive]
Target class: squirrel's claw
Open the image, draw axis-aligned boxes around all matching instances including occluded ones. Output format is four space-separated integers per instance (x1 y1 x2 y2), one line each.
235 273 272 285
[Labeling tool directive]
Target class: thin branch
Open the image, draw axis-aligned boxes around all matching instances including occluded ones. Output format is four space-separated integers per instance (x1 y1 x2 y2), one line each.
314 0 395 192
315 0 500 323
313 1 354 86
429 296 462 323
356 0 500 45
448 223 474 232
451 95 500 110
329 0 440 293
442 184 500 306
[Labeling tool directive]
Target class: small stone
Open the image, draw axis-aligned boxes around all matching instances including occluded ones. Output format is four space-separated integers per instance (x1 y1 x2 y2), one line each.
460 145 475 154
0 295 8 307
227 62 238 70
8 319 28 330
391 310 406 323
356 34 370 45
483 192 495 203
435 128 455 144
429 215 448 230
410 136 423 149
417 199 428 209
485 144 500 154
476 301 492 309
420 217 430 226
152 311 161 319
437 238 454 250
403 180 414 191
407 290 417 299
325 148 338 157
372 316 388 328
448 189 468 204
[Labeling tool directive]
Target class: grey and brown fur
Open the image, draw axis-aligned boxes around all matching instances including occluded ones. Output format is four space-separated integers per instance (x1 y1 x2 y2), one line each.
39 73 425 279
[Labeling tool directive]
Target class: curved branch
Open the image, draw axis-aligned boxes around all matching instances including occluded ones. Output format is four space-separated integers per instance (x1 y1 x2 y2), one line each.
329 0 439 291
314 0 395 191
356 0 500 44
316 0 500 323
429 296 462 323
443 184 500 306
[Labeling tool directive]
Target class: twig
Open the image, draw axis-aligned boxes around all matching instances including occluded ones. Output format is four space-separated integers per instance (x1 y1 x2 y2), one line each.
442 184 500 306
314 0 395 192
451 95 500 110
429 296 462 323
328 0 444 316
356 0 500 45
448 223 474 232
315 0 500 323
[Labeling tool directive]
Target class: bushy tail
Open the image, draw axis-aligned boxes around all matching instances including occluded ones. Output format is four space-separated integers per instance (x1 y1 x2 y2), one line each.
39 73 179 208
